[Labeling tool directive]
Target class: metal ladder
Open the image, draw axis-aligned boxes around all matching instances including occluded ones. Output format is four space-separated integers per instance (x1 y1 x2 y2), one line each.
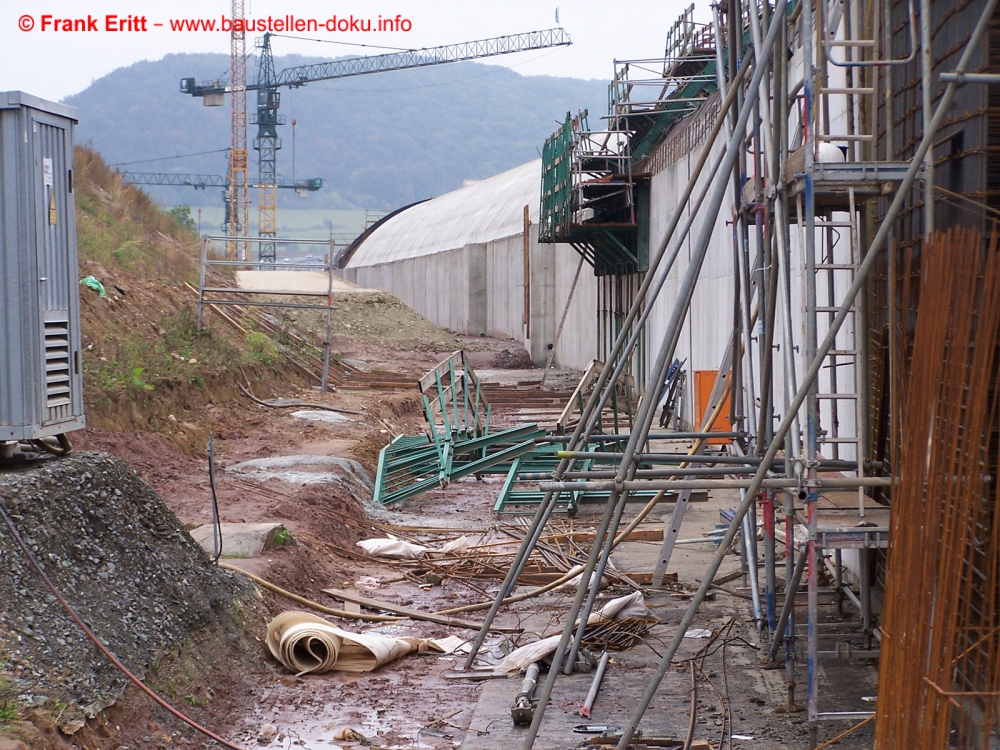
802 190 866 499
808 0 876 501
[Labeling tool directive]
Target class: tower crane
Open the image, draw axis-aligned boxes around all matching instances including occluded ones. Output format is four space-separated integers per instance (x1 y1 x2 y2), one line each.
181 28 572 262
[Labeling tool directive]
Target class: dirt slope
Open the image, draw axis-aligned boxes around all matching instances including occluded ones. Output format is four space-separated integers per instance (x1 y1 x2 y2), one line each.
73 146 310 454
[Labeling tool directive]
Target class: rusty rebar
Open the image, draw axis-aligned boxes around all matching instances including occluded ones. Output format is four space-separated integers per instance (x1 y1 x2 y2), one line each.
874 227 1000 748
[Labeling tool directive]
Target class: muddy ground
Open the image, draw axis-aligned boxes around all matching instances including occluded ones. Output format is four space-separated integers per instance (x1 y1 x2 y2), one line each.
11 323 878 750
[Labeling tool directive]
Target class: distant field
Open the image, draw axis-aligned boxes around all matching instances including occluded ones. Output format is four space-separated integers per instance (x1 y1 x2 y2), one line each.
186 206 382 242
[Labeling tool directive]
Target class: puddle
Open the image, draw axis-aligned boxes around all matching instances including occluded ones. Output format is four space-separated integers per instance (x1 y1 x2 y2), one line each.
234 668 463 750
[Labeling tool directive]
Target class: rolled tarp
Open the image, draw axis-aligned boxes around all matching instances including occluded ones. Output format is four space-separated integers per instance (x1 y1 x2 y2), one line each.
265 611 466 675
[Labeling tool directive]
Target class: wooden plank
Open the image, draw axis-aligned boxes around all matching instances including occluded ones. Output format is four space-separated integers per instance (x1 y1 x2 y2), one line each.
712 568 743 585
542 528 664 543
624 572 678 586
342 598 362 615
321 587 519 633
515 571 677 586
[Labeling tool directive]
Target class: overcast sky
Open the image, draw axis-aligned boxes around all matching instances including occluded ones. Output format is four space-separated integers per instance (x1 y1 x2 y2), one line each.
1 0 698 102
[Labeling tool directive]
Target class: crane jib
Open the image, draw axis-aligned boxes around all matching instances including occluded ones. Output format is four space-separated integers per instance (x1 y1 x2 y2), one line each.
179 28 572 96
178 25 570 263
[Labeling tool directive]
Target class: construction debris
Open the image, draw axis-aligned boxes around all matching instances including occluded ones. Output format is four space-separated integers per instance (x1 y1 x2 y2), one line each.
494 592 656 674
356 534 470 559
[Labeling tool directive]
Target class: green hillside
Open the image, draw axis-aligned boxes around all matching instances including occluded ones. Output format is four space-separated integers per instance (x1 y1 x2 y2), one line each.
63 51 607 213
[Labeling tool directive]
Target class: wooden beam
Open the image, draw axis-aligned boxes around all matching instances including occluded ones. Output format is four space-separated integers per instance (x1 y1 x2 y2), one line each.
321 587 520 633
514 571 677 586
542 527 665 543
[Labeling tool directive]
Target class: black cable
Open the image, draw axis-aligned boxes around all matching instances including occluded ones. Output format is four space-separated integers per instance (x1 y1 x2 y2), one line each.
111 148 230 168
269 33 413 52
28 434 73 456
208 434 222 564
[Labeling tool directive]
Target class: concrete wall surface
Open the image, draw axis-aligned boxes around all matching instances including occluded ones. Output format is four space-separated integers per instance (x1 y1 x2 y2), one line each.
348 228 595 370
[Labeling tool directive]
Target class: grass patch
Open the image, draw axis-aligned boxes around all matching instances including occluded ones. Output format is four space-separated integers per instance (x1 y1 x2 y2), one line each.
0 664 18 726
75 146 198 276
244 331 279 364
0 698 17 725
271 528 292 547
185 693 209 708
73 145 310 443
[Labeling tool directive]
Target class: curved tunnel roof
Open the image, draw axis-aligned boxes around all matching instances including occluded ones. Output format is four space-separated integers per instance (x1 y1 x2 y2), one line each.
346 159 541 267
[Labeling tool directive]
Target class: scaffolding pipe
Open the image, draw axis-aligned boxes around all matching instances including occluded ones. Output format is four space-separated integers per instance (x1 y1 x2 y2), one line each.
562 467 778 478
743 492 764 629
802 0 820 726
461 49 754 674
769 545 809 660
522 8 789 747
940 71 1000 84
920 0 934 238
540 477 891 491
612 2 998 744
554 451 859 469
543 432 747 442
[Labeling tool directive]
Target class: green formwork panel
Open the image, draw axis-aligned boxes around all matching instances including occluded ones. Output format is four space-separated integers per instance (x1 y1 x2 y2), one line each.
493 442 596 514
374 425 545 505
492 442 705 514
373 434 441 505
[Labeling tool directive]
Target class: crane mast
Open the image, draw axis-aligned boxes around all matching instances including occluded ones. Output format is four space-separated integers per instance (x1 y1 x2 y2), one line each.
228 0 249 261
254 36 282 263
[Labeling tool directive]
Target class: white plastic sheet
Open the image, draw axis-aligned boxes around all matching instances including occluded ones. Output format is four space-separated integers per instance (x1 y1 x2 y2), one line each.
356 535 470 559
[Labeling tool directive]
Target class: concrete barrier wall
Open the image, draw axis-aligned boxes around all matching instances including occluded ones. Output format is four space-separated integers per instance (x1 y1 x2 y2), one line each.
485 235 520 340
647 134 735 398
551 247 598 373
644 133 854 453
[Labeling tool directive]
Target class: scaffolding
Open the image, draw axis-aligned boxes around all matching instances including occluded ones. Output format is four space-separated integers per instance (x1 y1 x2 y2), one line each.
499 0 1000 747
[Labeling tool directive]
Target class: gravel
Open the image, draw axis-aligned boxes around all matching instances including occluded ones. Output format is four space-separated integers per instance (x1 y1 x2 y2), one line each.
0 452 251 730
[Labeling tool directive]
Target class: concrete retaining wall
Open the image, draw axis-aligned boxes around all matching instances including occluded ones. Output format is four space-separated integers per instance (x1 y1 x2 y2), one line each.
347 231 595 370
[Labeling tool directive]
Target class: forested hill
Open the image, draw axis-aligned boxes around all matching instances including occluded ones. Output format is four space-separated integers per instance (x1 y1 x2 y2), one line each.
64 51 607 210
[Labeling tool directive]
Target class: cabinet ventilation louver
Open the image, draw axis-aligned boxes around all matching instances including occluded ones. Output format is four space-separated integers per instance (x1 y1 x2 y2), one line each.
43 320 72 408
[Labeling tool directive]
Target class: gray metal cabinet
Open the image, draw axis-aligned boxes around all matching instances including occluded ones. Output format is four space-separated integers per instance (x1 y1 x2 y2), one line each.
0 92 85 440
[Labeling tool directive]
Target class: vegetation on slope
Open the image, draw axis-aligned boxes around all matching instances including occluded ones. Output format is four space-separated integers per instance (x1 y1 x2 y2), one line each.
74 146 305 453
